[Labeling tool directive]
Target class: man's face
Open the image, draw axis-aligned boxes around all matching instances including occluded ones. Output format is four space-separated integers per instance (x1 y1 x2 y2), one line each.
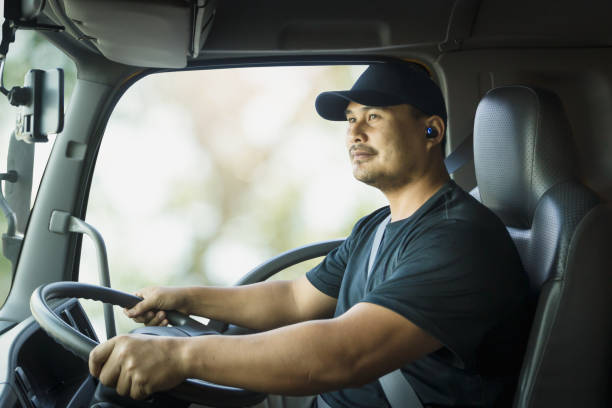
344 101 428 191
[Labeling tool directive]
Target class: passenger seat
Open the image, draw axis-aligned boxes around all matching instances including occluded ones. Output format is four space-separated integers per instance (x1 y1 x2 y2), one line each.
472 86 612 407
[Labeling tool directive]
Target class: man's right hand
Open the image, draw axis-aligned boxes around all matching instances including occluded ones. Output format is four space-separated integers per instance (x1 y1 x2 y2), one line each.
124 286 190 326
123 277 336 331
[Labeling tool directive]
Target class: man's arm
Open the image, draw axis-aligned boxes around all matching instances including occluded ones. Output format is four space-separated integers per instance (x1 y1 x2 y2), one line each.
90 302 442 399
126 275 337 331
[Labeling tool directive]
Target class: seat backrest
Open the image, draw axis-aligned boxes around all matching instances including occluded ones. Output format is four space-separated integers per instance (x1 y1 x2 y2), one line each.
473 86 612 407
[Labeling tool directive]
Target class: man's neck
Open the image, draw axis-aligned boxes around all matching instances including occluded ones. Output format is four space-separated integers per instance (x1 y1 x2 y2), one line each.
383 170 450 222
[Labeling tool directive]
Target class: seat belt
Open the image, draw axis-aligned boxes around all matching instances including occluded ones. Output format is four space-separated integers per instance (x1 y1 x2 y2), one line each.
365 214 424 408
379 370 423 408
366 214 391 282
318 136 474 408
444 132 473 175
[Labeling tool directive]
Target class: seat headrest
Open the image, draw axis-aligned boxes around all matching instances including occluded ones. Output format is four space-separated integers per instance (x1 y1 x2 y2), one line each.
474 86 577 228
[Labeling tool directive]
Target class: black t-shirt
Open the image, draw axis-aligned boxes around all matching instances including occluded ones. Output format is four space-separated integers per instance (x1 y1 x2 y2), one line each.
306 180 531 407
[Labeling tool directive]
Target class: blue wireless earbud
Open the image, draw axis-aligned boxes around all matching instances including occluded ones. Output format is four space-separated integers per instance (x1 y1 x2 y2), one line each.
426 127 438 138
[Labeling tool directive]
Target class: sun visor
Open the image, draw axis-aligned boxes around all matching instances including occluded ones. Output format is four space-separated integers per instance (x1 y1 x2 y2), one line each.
62 0 216 68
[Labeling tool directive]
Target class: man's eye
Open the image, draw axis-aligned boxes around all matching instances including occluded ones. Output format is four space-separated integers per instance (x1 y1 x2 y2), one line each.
347 117 356 123
368 113 378 120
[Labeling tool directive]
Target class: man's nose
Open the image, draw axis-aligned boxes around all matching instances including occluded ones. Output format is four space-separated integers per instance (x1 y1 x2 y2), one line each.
347 119 368 143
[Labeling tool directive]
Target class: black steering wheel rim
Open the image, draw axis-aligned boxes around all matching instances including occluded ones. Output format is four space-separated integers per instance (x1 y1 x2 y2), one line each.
30 281 266 407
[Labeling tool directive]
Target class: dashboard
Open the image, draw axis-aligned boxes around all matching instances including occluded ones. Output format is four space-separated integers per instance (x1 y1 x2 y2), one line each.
0 299 97 408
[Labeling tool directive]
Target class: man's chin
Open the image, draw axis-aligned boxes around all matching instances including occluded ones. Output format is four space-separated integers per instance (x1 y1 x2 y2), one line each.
353 171 378 187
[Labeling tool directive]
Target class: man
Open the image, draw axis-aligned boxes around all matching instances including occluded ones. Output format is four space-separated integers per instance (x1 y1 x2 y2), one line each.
89 63 531 407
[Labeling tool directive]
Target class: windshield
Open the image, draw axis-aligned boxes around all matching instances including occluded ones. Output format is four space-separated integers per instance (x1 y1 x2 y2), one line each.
78 65 387 337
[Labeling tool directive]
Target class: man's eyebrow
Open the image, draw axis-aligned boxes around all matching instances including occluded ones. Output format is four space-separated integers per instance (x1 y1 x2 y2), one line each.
344 106 380 115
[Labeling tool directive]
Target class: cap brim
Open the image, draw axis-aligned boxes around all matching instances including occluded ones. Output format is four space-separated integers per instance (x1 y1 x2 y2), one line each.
315 90 404 121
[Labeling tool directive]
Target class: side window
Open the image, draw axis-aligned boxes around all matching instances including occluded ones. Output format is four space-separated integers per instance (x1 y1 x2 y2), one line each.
78 66 386 335
0 31 77 306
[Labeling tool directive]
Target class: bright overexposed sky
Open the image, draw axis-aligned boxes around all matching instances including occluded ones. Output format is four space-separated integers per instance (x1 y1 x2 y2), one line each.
80 65 387 291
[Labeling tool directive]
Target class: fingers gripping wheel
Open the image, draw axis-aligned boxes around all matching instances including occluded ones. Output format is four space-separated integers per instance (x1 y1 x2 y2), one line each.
30 282 266 407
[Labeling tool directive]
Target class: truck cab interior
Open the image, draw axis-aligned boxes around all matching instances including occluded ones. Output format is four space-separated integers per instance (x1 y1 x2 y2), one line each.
0 1 611 407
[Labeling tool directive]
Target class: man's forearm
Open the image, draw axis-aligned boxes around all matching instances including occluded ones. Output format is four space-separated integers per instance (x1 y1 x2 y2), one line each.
178 319 367 395
171 302 441 396
183 281 304 331
96 303 440 399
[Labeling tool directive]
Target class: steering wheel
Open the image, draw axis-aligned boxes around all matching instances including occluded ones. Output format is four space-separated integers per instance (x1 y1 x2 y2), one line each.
30 281 266 407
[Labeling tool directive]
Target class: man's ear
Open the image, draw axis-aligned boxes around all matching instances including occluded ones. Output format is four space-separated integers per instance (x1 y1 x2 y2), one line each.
425 116 445 148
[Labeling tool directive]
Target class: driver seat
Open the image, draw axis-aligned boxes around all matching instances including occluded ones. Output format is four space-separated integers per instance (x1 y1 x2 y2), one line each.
472 86 612 407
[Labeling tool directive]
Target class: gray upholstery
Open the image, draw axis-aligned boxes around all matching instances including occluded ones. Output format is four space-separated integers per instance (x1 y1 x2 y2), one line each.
474 86 576 228
515 203 612 407
473 86 612 407
507 181 600 292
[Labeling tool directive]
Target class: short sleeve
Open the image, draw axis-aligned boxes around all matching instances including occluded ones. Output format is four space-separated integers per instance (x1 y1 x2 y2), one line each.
362 221 526 368
305 239 349 299
306 210 388 299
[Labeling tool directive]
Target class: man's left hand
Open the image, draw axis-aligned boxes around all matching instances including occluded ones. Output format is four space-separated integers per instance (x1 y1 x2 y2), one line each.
89 334 188 400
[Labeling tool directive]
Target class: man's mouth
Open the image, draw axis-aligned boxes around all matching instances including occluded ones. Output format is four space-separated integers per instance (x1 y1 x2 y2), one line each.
350 145 377 161
352 151 375 161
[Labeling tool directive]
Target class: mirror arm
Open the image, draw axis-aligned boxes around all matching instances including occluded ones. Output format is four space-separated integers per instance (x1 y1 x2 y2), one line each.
0 55 10 96
0 19 16 63
0 16 63 97
10 21 64 32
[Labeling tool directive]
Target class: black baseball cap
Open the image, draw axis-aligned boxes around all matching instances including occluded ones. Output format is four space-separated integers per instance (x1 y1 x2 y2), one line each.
315 63 447 123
